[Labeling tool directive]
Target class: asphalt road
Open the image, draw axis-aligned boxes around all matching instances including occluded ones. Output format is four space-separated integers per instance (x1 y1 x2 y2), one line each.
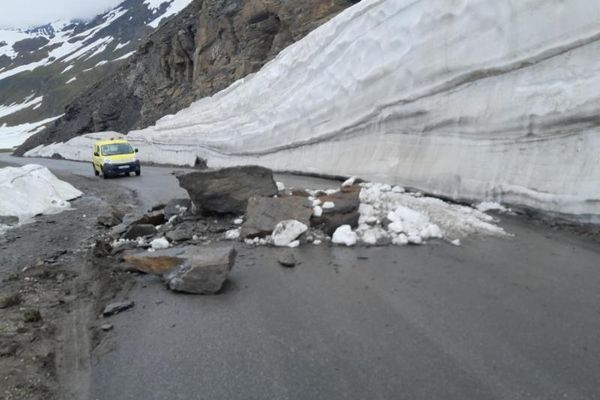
2 154 600 400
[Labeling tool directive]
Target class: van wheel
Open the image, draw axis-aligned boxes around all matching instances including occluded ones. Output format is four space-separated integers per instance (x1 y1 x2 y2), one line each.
93 164 99 176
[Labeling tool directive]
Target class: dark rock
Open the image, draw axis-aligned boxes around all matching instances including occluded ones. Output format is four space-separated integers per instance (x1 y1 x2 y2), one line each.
93 238 112 258
110 241 138 256
150 203 166 212
165 222 197 242
0 341 19 357
109 223 129 238
278 252 297 267
318 185 361 215
0 215 19 226
290 189 311 197
164 199 192 219
312 186 361 235
132 210 165 226
313 211 360 236
177 166 278 215
97 209 124 227
123 224 157 240
23 309 42 323
102 301 135 317
164 245 236 295
0 293 21 309
242 195 312 238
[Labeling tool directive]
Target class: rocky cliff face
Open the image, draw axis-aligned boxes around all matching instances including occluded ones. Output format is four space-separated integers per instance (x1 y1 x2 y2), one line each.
15 0 358 155
0 0 194 148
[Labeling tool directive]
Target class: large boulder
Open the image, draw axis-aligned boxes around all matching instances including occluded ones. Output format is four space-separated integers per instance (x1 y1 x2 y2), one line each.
177 166 277 215
124 245 237 294
242 196 312 238
164 246 237 295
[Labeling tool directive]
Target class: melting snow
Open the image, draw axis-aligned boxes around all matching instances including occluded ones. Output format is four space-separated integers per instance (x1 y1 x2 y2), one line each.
0 164 82 227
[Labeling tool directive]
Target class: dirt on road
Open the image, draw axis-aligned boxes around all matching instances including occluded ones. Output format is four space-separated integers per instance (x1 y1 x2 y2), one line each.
0 171 136 400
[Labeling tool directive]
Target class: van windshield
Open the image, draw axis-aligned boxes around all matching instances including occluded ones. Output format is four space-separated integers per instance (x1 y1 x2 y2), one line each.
101 143 134 156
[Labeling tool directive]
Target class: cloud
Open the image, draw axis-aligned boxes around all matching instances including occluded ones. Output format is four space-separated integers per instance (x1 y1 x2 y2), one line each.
0 0 124 29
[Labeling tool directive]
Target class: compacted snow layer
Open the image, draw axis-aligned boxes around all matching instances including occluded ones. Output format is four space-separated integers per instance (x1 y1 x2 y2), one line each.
26 0 600 222
0 164 82 228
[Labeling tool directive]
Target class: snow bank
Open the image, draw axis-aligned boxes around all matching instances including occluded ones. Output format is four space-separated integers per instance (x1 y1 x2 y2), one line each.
26 0 600 223
0 164 82 227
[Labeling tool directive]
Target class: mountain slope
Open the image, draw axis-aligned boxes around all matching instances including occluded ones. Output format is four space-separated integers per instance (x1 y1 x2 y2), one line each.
0 0 194 148
15 0 359 154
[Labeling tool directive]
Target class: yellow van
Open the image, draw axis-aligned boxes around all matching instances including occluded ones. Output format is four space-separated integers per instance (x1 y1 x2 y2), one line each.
92 138 141 179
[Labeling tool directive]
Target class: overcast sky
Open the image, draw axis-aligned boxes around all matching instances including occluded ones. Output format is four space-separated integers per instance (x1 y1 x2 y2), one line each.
1 0 123 29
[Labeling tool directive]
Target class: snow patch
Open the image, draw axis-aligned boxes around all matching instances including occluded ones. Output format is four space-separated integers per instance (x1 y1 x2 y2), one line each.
0 164 82 226
0 115 62 149
0 95 43 119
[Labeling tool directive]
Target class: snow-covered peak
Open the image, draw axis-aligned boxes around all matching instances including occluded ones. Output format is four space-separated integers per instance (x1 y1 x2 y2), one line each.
0 0 195 148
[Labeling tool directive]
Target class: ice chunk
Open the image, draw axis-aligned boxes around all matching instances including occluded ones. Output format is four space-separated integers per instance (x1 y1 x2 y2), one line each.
332 225 357 246
272 220 308 247
150 237 170 250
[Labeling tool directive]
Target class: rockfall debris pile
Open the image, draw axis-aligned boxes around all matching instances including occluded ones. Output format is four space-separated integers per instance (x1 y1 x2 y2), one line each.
93 165 506 295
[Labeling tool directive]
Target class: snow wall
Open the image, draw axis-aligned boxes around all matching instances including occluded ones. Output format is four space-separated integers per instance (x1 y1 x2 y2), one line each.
26 0 600 223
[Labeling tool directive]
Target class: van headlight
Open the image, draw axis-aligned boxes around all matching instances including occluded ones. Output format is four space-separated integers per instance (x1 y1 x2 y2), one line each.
103 158 112 164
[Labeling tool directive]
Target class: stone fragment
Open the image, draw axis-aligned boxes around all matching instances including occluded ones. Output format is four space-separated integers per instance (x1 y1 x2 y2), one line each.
164 199 192 219
132 211 165 226
123 224 157 240
177 166 277 214
278 252 297 267
102 301 135 317
0 293 21 309
165 222 197 242
97 209 124 228
23 309 42 323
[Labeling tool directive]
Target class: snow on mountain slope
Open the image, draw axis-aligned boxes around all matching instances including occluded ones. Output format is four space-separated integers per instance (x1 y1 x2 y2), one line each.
26 0 600 222
0 0 194 148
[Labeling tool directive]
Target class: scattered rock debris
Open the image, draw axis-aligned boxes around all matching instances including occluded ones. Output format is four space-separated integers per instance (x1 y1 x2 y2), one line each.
102 301 135 317
278 251 297 267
